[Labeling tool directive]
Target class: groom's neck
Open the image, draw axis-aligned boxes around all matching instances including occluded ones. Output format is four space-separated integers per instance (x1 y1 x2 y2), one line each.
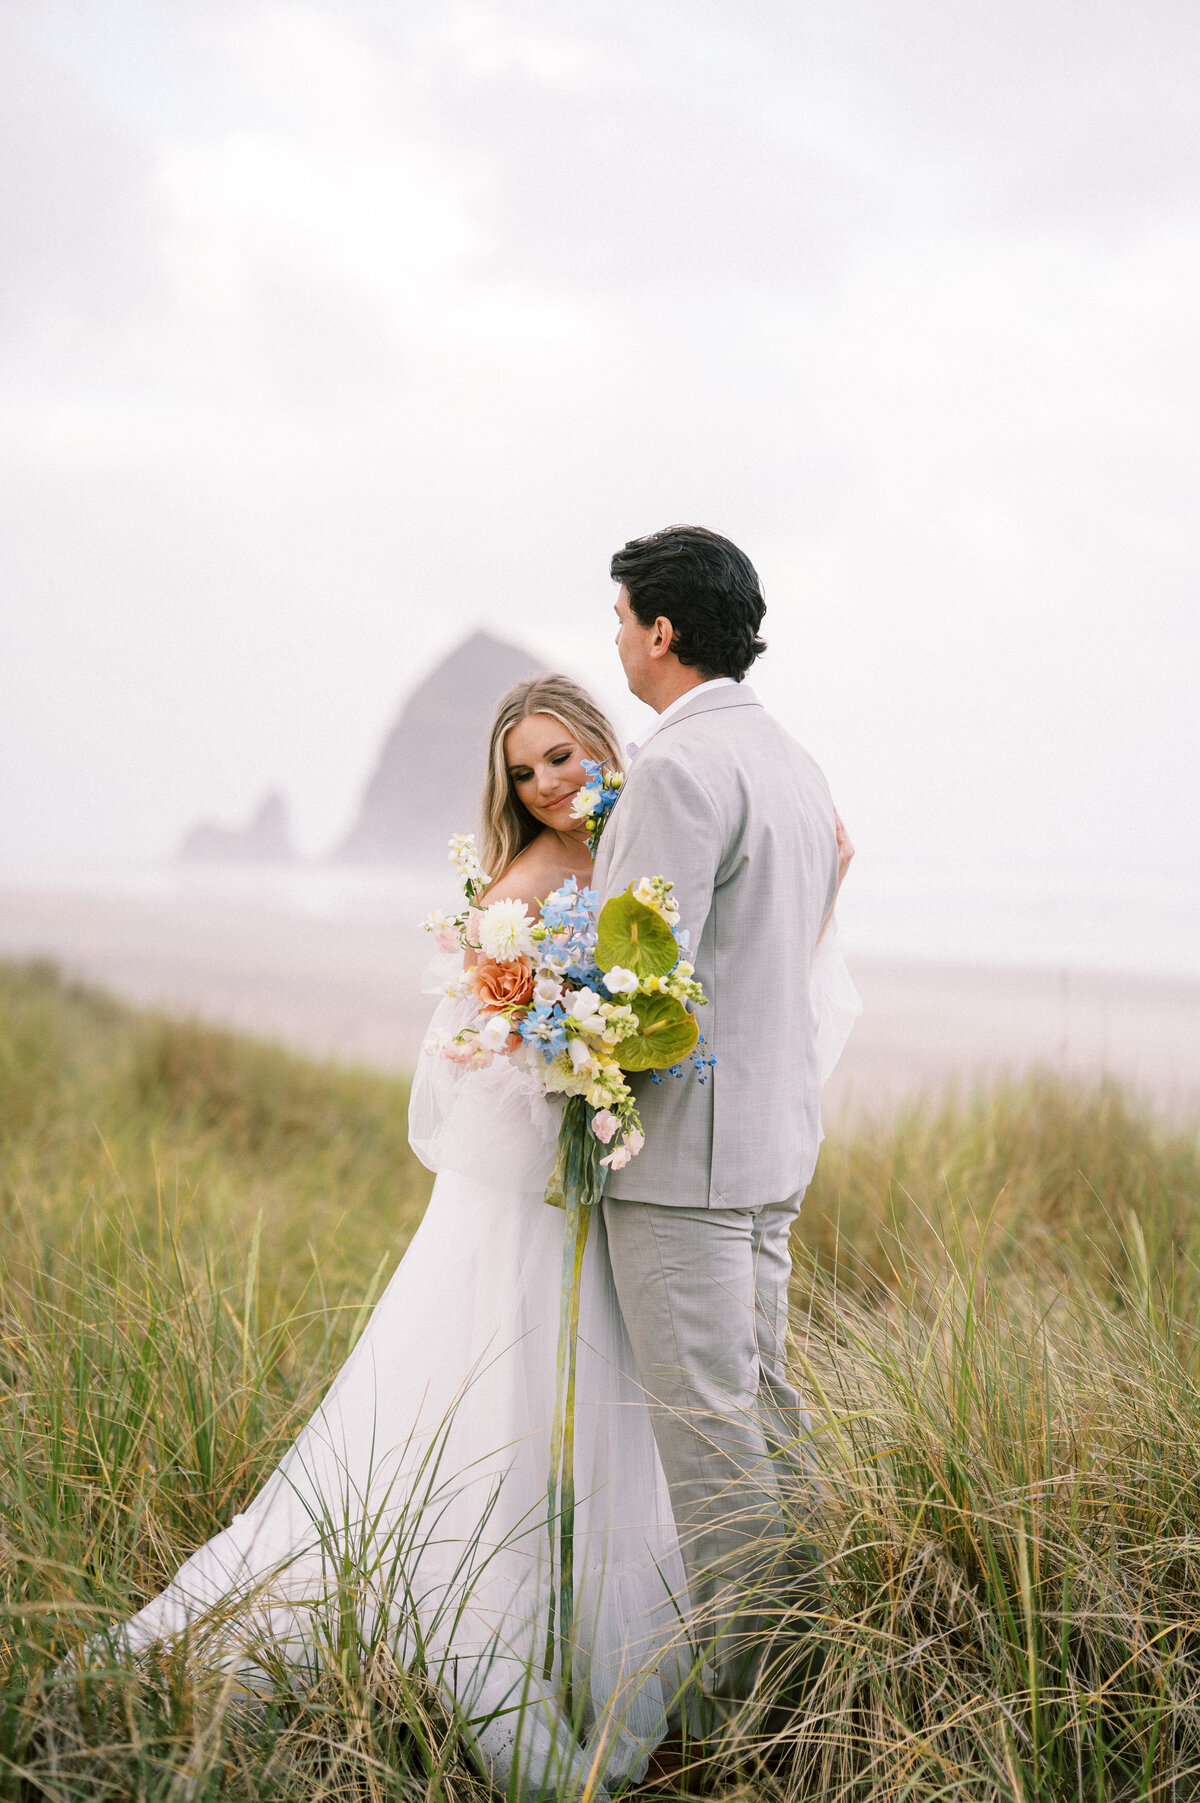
646 665 712 715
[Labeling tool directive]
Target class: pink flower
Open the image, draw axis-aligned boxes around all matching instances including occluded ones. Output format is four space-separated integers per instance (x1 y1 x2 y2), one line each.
600 1127 645 1170
434 927 461 953
590 1108 619 1144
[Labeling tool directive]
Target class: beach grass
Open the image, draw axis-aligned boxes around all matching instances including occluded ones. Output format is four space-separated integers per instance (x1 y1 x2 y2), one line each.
1 958 1199 1799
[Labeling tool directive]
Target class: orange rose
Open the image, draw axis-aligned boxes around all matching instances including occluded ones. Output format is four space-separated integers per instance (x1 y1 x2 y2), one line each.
470 955 535 1015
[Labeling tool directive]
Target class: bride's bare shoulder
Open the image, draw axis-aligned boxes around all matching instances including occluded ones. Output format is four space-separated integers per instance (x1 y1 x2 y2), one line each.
479 842 550 916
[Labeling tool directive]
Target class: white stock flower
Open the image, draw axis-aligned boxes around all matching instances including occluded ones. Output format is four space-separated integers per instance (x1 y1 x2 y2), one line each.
478 899 536 963
534 974 564 1005
602 965 639 996
632 876 680 926
478 1013 513 1053
448 833 490 887
569 988 607 1036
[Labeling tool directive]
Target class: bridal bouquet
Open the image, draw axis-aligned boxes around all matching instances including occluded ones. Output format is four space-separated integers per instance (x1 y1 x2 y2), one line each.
423 830 710 1707
422 831 710 1175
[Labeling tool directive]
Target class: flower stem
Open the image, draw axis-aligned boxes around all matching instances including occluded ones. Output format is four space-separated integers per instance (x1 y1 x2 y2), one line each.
542 1096 605 1718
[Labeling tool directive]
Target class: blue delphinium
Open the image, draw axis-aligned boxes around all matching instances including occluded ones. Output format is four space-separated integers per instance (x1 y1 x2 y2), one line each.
517 1002 569 1063
538 876 603 988
575 759 623 853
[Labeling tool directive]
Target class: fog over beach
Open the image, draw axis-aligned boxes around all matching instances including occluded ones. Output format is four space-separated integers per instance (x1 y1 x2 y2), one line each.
2 862 1198 1119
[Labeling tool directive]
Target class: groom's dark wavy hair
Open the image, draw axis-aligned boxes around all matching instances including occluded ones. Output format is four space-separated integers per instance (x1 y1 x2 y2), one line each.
610 525 767 682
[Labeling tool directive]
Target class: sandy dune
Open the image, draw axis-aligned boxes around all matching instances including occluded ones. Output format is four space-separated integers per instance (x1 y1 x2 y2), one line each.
2 885 1197 1120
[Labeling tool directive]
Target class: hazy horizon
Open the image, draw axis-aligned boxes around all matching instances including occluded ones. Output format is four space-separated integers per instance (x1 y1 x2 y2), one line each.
3 2 1198 955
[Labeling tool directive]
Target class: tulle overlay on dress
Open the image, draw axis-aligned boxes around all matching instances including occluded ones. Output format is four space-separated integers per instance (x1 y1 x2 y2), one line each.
105 930 860 1798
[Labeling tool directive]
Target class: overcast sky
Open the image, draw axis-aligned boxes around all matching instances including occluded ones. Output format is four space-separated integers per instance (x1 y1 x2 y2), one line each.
2 0 1198 903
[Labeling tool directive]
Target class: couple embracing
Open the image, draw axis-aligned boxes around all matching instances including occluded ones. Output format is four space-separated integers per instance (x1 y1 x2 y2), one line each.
92 526 859 1797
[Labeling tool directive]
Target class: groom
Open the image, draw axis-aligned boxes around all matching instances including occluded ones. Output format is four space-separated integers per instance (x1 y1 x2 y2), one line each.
594 525 840 1729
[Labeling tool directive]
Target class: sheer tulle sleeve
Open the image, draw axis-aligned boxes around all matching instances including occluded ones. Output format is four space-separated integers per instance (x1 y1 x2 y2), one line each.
812 918 862 1088
408 988 562 1198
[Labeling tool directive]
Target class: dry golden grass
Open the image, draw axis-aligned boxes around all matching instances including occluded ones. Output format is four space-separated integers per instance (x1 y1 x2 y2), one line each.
1 960 1198 1801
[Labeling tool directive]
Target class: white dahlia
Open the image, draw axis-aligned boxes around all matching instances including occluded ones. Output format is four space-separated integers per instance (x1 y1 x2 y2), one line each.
478 898 536 963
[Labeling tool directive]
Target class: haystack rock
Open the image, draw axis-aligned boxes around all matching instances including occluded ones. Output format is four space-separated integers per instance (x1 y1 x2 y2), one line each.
175 790 298 865
333 631 547 865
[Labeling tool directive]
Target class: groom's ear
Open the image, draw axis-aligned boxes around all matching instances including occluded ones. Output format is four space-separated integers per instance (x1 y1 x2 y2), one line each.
649 615 676 660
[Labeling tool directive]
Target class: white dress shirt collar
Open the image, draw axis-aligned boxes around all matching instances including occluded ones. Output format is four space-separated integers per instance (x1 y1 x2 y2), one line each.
625 676 738 762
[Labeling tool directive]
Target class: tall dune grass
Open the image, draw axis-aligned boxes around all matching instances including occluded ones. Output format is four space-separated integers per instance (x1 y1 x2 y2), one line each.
1 959 1198 1799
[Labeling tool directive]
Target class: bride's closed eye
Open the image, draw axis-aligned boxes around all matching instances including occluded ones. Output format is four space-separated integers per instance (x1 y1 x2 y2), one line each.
509 749 575 783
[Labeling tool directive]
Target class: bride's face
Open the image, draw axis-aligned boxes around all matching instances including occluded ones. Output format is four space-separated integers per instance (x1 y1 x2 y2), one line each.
505 713 591 832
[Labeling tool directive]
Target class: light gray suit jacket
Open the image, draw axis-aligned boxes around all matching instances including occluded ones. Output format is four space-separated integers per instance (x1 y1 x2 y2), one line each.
594 684 839 1210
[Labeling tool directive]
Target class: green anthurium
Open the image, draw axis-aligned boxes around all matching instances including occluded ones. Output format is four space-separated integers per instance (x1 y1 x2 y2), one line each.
595 886 679 981
612 992 700 1071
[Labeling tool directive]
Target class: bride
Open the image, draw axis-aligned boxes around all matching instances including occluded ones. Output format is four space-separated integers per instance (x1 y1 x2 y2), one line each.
80 674 858 1800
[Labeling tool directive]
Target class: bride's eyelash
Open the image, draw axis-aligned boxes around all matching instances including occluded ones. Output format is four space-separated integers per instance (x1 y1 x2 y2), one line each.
509 750 572 782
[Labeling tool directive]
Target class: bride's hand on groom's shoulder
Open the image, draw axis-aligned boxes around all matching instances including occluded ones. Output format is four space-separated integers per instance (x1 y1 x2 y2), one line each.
817 809 855 947
834 810 855 887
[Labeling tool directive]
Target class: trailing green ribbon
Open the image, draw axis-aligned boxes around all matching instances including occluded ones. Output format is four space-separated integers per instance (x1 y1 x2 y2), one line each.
542 1094 606 1718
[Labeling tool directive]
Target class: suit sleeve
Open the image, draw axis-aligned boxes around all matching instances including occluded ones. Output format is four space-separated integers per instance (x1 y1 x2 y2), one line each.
596 753 723 954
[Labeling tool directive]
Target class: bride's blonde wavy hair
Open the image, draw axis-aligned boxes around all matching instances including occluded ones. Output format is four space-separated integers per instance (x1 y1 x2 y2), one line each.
480 675 624 885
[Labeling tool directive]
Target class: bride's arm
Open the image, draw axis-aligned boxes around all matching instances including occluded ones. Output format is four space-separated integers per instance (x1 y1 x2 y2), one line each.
816 809 854 946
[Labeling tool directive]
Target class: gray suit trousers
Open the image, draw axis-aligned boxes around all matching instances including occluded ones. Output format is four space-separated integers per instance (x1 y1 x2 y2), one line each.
602 1193 824 1727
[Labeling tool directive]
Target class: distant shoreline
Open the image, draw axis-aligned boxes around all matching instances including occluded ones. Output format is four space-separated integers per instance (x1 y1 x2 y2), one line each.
3 883 1197 1121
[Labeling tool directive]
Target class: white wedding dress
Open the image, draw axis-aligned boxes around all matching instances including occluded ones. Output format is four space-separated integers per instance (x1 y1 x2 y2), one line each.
103 930 860 1799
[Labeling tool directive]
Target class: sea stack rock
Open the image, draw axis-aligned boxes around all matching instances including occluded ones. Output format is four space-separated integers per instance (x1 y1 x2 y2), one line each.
333 632 546 865
175 790 298 865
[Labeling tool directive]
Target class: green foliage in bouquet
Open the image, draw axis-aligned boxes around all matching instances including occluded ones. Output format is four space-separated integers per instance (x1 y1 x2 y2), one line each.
610 992 699 1071
594 885 678 981
594 885 699 1073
